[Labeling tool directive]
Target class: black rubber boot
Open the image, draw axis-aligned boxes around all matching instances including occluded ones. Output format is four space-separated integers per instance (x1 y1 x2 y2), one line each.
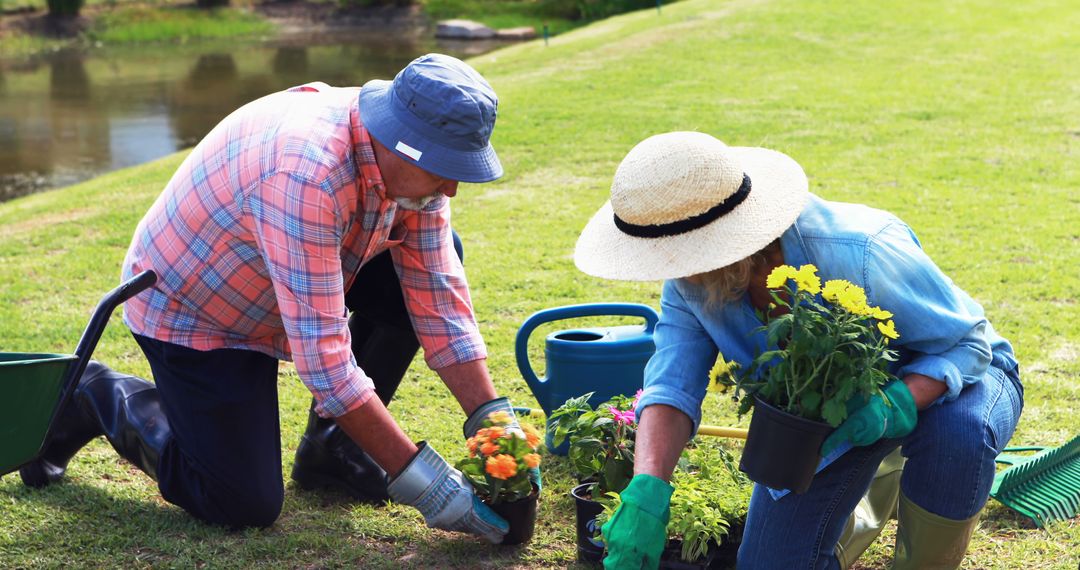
80 367 170 480
20 362 170 485
20 361 112 487
290 314 419 502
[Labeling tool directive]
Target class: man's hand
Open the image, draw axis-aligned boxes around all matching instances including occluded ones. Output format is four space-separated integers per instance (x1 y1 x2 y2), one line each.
821 380 918 456
387 442 508 543
464 397 542 492
601 474 673 570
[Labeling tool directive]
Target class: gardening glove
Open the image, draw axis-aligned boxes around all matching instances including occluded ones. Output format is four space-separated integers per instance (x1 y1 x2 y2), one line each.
387 441 509 543
821 380 918 456
601 474 674 570
464 397 543 493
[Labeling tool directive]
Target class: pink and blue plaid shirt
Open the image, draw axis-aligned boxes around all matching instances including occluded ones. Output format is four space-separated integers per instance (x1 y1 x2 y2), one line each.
122 83 486 418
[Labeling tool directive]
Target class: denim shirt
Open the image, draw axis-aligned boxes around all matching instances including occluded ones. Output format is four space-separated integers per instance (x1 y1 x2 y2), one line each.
635 194 1017 433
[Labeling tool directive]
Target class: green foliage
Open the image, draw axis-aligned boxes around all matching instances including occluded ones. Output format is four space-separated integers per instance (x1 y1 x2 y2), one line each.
596 441 751 563
46 0 83 16
87 6 274 44
196 0 229 8
548 392 638 496
340 0 413 7
712 266 899 427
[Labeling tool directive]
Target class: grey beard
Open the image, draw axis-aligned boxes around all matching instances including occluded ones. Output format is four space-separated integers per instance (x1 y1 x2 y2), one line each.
394 195 437 211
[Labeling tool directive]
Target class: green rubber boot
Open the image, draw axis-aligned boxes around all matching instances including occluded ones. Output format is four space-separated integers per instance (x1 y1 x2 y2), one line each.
893 492 981 570
834 448 906 569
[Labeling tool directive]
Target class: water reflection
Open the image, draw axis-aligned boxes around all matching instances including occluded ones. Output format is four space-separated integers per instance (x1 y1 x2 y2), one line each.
0 32 506 202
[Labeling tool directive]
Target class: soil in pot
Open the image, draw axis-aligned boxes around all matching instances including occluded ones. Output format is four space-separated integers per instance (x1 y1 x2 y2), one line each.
571 482 606 563
487 484 540 545
739 395 834 494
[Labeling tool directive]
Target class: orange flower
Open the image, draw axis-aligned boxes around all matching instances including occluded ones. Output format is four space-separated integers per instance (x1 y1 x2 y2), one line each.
485 454 518 480
523 453 541 469
467 437 479 458
486 426 506 440
480 441 500 456
524 430 541 450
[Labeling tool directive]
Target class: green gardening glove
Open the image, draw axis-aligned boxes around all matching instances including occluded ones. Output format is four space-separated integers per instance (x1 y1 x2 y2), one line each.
821 379 918 456
601 474 674 570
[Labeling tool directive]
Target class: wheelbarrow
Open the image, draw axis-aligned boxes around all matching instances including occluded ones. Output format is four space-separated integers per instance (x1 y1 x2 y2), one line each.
0 270 157 478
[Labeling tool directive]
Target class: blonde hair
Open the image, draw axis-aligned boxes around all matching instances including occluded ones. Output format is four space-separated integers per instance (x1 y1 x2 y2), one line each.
686 240 779 307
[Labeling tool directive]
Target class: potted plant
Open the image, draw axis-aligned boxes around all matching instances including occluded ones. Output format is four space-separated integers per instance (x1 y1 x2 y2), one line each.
595 441 752 569
455 410 543 545
548 391 639 562
710 263 901 493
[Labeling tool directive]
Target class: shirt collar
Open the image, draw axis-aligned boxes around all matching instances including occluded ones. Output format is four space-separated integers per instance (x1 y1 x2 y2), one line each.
351 95 388 200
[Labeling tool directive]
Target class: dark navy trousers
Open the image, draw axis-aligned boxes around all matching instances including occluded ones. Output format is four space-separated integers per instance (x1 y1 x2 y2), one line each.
133 232 462 527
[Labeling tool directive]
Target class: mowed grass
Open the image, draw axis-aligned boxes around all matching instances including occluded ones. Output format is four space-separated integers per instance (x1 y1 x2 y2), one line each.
1 0 1078 567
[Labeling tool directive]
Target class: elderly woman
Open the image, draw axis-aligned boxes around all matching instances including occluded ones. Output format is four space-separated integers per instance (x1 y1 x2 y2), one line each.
574 132 1022 569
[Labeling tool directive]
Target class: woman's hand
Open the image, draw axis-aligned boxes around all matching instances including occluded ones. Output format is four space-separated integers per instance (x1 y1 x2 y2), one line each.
601 474 674 570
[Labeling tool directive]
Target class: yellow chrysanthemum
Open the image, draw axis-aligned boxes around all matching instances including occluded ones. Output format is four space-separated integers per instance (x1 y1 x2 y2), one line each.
485 454 518 480
869 306 894 321
794 264 822 295
708 355 738 393
822 279 852 304
837 284 871 316
487 410 513 426
765 265 798 289
878 320 899 341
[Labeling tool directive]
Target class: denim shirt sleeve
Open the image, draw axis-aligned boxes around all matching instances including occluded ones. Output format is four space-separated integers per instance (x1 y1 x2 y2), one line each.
865 223 992 402
635 280 719 434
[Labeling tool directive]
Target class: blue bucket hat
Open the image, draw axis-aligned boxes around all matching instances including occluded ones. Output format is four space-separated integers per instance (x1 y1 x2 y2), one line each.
359 53 502 183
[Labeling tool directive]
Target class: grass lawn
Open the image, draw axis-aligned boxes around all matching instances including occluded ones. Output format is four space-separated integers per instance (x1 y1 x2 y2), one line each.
1 0 1078 567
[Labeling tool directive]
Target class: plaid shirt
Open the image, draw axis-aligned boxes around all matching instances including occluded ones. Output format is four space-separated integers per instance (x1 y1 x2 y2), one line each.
122 83 486 417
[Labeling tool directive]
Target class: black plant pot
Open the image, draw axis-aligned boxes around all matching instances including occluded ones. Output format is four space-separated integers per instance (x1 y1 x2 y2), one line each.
659 539 722 569
488 484 540 545
571 482 606 563
739 396 834 494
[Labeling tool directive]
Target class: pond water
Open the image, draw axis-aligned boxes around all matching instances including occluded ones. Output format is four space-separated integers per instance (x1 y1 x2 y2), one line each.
0 30 503 202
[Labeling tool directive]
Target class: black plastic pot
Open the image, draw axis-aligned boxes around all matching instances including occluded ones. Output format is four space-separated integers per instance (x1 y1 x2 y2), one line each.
659 539 721 569
488 484 540 545
739 396 834 494
571 482 606 563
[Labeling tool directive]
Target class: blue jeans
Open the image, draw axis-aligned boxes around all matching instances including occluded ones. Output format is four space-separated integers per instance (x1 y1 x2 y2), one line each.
737 364 1023 569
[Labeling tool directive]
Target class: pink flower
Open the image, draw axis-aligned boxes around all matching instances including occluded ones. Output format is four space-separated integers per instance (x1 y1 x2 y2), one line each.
631 389 643 412
609 406 636 426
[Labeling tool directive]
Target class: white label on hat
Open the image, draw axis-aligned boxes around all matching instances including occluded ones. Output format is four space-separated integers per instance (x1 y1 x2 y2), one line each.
395 141 423 161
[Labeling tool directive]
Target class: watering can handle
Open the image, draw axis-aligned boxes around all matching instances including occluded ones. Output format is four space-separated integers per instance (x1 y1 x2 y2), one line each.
514 303 659 398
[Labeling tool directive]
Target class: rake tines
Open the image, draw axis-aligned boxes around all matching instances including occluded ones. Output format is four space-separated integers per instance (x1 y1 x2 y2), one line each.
991 435 1080 527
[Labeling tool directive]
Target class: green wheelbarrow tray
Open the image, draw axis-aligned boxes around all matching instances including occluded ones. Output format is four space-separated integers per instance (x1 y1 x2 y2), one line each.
0 270 157 478
990 435 1080 528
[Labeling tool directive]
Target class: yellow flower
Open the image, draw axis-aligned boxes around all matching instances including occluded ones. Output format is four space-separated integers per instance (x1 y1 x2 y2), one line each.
869 306 894 321
878 320 899 341
485 454 519 480
794 264 822 295
523 453 541 469
822 279 852 303
487 410 513 426
837 284 871 316
765 265 798 289
708 355 738 393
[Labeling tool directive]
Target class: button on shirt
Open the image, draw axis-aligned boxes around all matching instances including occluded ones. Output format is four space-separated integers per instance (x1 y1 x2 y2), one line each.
636 194 1017 432
122 83 486 418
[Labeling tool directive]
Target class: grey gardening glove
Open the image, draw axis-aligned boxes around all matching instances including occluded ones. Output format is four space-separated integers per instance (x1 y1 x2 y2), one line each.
464 397 543 492
387 442 508 543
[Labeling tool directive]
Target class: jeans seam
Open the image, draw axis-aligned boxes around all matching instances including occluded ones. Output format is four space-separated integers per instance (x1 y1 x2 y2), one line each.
968 367 1006 516
808 446 882 569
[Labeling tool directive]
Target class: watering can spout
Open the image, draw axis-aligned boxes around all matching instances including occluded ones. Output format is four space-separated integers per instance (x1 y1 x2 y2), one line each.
515 303 659 454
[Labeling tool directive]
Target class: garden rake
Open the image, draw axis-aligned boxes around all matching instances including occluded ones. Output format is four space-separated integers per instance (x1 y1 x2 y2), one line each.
990 435 1080 527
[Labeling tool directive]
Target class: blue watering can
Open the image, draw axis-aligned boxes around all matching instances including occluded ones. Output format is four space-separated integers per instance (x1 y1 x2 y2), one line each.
515 303 659 455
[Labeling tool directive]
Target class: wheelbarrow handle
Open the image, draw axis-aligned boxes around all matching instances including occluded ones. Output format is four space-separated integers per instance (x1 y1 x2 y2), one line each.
47 270 158 435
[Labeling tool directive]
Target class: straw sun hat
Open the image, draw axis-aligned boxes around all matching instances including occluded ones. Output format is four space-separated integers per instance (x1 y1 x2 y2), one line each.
574 132 809 281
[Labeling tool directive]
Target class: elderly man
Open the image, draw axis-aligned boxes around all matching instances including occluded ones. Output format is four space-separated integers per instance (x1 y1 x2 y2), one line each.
21 54 532 542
